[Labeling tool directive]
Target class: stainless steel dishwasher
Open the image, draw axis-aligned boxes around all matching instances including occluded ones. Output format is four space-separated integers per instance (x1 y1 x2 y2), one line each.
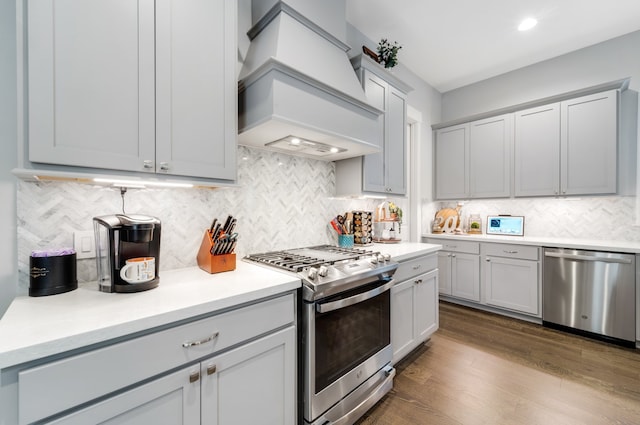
543 248 636 346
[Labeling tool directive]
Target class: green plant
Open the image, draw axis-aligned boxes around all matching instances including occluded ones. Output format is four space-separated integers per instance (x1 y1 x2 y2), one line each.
377 38 402 68
470 222 480 229
388 202 403 223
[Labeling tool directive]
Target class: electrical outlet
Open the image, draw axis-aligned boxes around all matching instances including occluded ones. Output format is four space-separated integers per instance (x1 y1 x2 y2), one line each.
74 231 96 259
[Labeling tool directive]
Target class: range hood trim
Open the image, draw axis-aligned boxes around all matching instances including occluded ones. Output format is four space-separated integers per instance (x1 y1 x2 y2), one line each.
239 58 383 117
247 2 350 53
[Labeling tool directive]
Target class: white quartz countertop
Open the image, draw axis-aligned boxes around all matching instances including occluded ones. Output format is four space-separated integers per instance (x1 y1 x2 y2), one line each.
0 243 440 370
372 242 442 261
422 233 640 254
0 262 301 370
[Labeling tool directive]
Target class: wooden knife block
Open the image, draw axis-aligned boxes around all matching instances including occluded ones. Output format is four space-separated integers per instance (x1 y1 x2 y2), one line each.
197 230 236 274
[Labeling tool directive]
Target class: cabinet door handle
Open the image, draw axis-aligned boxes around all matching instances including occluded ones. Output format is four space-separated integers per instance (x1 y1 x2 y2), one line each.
414 279 422 285
486 258 491 262
143 160 154 169
189 372 200 383
182 331 219 348
451 254 456 258
206 364 217 375
159 162 170 171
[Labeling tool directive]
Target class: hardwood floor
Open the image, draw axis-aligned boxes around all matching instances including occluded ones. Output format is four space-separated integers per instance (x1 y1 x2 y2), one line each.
356 301 640 425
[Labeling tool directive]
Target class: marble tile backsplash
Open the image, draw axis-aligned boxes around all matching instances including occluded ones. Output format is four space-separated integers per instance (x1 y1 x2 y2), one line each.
16 144 639 293
430 197 640 241
16 146 386 292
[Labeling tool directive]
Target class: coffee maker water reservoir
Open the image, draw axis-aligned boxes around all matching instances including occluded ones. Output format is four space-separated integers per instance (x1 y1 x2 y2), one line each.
93 214 161 293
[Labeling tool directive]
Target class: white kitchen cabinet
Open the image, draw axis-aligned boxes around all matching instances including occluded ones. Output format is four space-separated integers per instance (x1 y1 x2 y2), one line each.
335 54 411 197
434 114 512 200
26 0 236 181
428 239 480 302
561 90 618 195
482 243 540 316
14 293 296 424
514 103 561 196
391 255 439 364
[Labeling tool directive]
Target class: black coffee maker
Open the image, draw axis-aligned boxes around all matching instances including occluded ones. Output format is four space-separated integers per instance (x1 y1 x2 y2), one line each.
93 214 161 293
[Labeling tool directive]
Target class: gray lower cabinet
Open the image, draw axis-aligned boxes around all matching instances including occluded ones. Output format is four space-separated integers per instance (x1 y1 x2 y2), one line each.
48 327 296 425
431 240 481 302
391 254 439 364
25 0 236 181
482 243 540 316
13 293 296 425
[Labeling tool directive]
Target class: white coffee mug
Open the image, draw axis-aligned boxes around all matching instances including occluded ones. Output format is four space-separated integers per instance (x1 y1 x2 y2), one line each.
120 257 155 283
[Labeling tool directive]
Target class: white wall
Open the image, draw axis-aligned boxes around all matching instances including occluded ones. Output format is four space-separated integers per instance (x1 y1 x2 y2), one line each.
0 0 18 317
441 30 640 122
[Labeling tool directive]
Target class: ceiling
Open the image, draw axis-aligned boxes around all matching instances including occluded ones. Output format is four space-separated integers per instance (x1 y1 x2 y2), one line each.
346 0 640 93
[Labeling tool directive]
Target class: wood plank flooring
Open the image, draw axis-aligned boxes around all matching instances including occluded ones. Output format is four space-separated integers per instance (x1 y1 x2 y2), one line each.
356 301 640 425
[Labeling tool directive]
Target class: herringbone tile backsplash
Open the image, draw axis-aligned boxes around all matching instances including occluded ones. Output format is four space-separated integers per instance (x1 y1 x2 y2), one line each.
16 145 640 293
16 146 383 292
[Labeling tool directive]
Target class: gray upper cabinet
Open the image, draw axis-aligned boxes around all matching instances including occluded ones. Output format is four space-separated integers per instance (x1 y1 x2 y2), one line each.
435 82 636 200
434 124 468 200
434 114 512 200
561 90 618 195
514 103 561 196
335 55 411 197
515 90 619 197
26 0 236 181
468 114 512 198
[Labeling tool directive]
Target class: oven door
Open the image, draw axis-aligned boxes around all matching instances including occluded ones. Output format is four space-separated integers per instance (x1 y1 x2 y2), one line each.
304 277 394 423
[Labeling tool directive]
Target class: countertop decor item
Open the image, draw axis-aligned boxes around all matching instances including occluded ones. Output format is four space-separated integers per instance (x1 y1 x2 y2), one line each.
468 214 482 234
374 201 402 243
377 38 402 68
432 205 462 234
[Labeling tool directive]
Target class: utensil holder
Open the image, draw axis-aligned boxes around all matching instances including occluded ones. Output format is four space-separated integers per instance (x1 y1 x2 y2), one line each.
338 234 354 248
197 230 236 274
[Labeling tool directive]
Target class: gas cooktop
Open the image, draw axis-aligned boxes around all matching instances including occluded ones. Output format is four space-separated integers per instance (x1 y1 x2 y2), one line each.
244 245 398 301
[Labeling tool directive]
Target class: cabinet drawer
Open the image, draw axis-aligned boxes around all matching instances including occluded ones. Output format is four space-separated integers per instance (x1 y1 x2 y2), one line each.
482 243 539 261
18 293 295 425
394 254 437 283
427 239 479 254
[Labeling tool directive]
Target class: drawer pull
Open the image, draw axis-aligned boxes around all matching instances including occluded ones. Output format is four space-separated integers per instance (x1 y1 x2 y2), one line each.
207 365 217 375
412 264 422 270
189 372 200 383
414 279 423 285
503 250 518 254
182 331 219 348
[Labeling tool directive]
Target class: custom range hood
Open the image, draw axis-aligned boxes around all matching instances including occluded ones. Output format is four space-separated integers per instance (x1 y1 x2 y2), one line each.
238 0 382 161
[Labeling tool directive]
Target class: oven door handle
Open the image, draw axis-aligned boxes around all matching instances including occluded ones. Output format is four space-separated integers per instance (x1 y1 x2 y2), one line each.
316 279 395 313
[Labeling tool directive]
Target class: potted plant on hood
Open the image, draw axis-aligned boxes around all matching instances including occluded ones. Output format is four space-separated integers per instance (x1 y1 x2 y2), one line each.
377 38 402 69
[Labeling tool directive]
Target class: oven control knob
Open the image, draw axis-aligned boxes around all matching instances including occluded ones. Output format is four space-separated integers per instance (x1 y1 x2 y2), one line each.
369 256 378 265
308 267 318 280
318 265 329 277
383 253 391 262
377 254 385 263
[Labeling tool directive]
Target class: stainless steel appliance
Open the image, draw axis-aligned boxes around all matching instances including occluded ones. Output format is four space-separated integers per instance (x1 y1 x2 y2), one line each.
93 214 161 293
244 245 398 425
543 248 636 346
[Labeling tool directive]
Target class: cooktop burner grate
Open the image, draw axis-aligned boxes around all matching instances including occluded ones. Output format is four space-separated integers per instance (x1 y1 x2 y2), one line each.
244 245 378 273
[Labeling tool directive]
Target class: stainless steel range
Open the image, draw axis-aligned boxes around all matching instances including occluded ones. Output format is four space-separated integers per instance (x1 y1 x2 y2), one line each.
245 245 398 425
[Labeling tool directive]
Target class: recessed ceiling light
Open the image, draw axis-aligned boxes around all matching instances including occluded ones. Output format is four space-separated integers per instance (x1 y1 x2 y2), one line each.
518 17 538 31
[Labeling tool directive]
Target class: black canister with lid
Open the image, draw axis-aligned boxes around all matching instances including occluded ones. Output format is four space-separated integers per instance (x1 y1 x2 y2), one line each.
29 249 78 296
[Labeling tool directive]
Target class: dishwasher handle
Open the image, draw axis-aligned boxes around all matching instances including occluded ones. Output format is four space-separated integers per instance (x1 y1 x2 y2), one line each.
544 251 633 264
